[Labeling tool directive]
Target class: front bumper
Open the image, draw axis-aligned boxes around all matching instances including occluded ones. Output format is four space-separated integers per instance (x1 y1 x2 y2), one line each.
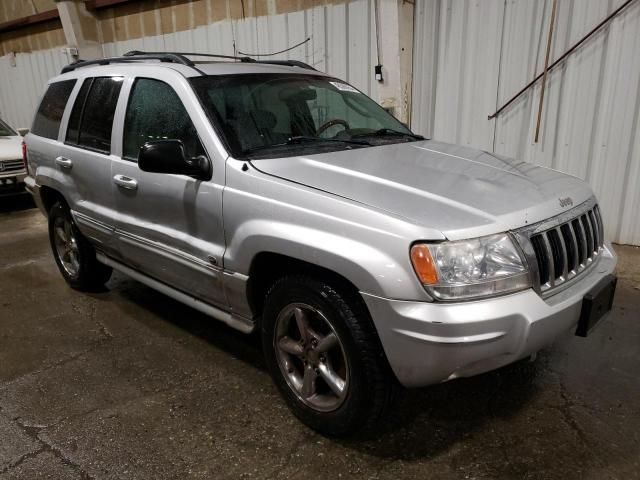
0 172 26 196
363 243 617 387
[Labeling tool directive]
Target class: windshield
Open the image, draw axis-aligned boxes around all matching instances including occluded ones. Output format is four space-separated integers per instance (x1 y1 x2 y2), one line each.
0 119 17 136
190 74 421 159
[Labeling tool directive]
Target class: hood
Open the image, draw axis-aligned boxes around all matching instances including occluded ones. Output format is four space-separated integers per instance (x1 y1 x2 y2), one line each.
250 140 594 240
0 135 22 162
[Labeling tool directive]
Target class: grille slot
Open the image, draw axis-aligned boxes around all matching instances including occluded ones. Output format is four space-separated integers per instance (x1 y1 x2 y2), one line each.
531 235 549 285
581 214 594 257
560 223 577 273
529 204 604 293
0 159 24 172
572 218 586 265
547 228 565 280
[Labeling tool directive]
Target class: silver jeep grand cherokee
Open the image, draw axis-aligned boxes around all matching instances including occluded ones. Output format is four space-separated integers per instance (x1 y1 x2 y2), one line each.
24 52 617 436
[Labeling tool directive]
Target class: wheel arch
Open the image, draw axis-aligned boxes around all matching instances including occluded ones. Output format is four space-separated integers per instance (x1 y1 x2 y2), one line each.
246 251 364 321
39 185 68 215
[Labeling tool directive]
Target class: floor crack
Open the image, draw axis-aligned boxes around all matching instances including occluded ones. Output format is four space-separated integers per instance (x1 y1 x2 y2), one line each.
0 415 96 479
0 445 46 475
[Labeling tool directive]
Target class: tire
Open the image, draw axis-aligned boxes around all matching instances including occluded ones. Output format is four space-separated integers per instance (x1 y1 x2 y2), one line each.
261 274 396 436
48 201 112 290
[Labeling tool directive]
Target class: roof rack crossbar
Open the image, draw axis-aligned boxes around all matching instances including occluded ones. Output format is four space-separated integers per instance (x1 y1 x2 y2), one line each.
60 53 194 74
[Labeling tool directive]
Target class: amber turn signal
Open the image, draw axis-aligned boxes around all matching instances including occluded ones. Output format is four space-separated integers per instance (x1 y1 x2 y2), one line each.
410 244 439 285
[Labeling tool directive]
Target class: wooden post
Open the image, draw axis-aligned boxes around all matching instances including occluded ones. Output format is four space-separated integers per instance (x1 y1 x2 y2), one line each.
376 0 415 125
534 0 558 143
56 0 102 60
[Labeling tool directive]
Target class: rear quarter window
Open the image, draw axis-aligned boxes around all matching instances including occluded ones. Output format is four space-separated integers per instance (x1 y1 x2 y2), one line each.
65 79 92 145
31 80 76 140
66 77 123 153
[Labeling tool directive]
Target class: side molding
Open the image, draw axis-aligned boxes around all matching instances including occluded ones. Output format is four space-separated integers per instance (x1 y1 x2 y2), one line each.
96 253 254 334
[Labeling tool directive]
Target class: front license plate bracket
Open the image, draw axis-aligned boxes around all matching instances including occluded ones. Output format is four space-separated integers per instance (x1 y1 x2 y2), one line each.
575 274 617 337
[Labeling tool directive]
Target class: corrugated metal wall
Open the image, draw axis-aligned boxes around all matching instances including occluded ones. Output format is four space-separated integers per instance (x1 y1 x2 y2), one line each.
413 0 640 245
0 48 69 129
102 0 379 97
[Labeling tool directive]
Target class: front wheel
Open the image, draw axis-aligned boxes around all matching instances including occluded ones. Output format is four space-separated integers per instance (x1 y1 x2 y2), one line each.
48 201 112 290
261 275 396 436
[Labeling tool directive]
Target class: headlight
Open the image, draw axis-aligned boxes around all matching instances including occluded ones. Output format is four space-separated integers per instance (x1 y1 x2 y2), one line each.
410 233 531 301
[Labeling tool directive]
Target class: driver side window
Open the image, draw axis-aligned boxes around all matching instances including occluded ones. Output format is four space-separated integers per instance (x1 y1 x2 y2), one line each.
123 78 204 161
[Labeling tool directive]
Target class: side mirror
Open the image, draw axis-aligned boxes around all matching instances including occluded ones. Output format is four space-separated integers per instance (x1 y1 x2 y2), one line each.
138 140 211 179
17 128 29 137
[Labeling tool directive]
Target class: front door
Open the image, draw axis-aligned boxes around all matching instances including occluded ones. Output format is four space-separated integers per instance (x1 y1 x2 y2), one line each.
111 76 227 308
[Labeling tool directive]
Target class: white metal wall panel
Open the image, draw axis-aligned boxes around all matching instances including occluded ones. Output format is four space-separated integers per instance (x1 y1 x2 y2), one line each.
411 0 439 138
102 0 378 98
413 0 640 245
0 47 68 129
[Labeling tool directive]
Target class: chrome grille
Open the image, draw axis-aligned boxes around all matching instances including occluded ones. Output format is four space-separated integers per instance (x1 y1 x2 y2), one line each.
0 159 25 172
529 204 604 293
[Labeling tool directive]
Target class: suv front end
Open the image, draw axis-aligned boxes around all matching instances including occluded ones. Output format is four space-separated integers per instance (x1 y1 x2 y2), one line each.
0 159 26 196
363 197 617 387
0 120 27 196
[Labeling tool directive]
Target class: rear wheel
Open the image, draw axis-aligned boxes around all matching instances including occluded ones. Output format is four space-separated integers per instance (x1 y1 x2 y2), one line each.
262 275 395 436
48 201 112 290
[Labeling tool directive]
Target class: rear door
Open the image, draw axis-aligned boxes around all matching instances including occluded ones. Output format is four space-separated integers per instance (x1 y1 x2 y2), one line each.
26 79 77 199
110 75 227 308
57 76 124 254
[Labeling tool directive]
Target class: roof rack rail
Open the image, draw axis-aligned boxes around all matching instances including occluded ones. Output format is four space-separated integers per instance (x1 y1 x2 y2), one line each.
125 51 316 70
254 59 316 71
60 52 194 74
124 50 255 63
60 50 318 75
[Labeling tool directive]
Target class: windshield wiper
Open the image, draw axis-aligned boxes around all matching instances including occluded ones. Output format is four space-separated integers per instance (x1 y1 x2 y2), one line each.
352 128 424 140
243 135 371 154
287 136 371 146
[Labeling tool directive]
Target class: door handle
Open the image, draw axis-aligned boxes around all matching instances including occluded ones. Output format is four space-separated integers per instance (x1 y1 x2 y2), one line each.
55 156 73 170
113 174 138 190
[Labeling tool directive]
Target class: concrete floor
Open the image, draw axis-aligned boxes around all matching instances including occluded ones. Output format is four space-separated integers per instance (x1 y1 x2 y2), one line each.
0 195 639 480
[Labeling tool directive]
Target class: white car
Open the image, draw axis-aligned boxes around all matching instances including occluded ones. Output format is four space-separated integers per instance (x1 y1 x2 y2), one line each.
0 118 27 195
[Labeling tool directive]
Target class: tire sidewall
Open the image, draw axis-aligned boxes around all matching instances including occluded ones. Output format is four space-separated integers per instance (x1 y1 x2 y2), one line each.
262 276 372 436
48 201 109 289
49 202 81 283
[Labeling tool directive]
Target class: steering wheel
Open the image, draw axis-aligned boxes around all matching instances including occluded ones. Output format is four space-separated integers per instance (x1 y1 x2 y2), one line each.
316 118 350 136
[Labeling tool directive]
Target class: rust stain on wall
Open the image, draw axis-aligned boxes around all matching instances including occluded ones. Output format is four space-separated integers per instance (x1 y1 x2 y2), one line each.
0 22 64 56
96 0 346 38
0 0 56 24
0 0 61 55
1 0 347 55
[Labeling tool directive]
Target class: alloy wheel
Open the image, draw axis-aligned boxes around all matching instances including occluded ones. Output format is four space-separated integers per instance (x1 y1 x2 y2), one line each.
53 215 80 277
274 303 350 412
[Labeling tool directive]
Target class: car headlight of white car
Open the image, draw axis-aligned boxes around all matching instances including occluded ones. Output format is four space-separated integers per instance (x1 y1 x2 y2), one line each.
410 233 531 301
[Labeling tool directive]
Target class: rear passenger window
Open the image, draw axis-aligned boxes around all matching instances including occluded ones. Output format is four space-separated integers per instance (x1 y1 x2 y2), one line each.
123 78 203 161
65 79 91 144
32 80 76 140
66 77 123 153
